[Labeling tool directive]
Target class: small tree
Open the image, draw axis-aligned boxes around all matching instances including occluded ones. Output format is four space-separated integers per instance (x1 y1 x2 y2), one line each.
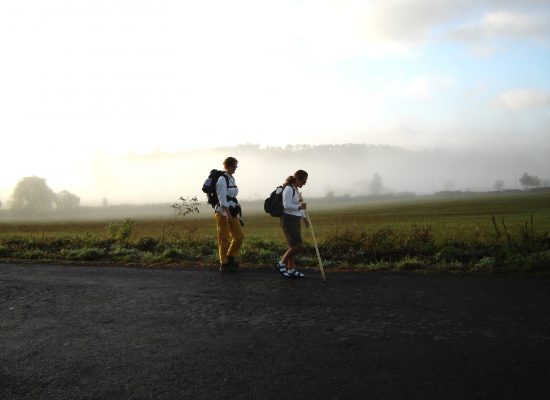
494 180 505 191
369 173 384 195
171 196 200 218
519 173 541 190
169 196 201 240
56 190 80 210
10 176 57 213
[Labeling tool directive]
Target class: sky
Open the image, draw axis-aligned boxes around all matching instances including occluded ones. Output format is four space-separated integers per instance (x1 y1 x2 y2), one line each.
1 0 549 204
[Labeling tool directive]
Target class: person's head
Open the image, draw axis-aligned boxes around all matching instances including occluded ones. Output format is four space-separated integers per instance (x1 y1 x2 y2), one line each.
223 157 238 175
285 170 308 188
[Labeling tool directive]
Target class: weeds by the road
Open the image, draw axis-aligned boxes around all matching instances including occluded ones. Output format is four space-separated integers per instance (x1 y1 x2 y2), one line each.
1 217 549 274
2 193 550 273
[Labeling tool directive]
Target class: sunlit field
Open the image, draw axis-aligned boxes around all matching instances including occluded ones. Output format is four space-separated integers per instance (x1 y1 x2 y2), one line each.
4 192 548 241
1 192 549 273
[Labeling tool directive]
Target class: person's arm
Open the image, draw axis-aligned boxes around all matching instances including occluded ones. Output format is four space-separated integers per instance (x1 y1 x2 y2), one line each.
216 176 229 216
296 189 308 220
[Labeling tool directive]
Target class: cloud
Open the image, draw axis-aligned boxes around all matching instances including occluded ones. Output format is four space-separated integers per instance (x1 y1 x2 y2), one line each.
496 90 550 110
450 11 550 43
302 1 550 61
359 0 460 43
285 0 471 60
353 2 550 57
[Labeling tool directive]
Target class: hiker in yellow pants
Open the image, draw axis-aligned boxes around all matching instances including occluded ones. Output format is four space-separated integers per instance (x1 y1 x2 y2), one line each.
215 211 244 272
214 157 244 272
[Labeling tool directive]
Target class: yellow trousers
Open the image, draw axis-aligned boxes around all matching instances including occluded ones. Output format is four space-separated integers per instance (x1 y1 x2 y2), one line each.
215 212 245 264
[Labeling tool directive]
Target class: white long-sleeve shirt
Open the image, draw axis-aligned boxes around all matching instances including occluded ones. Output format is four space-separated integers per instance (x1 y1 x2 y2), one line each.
282 185 305 218
214 173 238 213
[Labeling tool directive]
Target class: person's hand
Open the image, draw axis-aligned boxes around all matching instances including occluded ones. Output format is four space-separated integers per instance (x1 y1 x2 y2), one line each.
299 202 307 210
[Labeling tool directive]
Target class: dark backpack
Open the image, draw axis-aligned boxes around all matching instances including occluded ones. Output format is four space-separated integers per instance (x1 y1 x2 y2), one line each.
202 169 230 208
264 185 294 217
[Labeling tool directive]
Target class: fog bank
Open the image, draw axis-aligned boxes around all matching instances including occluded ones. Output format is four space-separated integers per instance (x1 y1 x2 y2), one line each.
1 144 549 207
78 144 550 204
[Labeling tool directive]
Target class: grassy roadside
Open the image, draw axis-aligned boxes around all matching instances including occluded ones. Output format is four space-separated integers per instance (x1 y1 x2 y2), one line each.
1 192 549 274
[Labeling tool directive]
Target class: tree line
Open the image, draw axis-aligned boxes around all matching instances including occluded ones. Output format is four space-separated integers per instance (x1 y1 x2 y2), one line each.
1 176 80 214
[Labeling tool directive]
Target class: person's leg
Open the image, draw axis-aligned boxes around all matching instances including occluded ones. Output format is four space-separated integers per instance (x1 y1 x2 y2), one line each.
287 252 296 269
227 217 244 269
282 243 303 267
289 218 304 275
285 244 305 277
277 214 305 277
281 215 303 267
215 213 231 269
282 247 293 268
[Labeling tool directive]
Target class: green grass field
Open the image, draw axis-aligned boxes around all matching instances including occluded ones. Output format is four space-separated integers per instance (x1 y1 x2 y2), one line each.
4 191 547 239
1 192 549 273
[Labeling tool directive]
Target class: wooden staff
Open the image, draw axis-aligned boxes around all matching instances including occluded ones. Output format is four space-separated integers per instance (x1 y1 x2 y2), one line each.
297 189 326 282
304 211 327 282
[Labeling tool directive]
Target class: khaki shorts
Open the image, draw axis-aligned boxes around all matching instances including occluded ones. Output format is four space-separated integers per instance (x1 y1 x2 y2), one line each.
281 213 303 247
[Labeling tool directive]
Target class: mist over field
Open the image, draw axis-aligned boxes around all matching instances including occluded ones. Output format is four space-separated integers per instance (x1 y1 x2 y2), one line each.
1 143 549 218
88 144 550 202
3 143 548 210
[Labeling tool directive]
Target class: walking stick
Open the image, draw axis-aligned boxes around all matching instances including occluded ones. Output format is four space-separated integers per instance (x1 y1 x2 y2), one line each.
304 211 327 282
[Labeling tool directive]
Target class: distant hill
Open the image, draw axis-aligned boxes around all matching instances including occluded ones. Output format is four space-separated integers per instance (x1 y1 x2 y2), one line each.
168 143 549 200
1 143 548 206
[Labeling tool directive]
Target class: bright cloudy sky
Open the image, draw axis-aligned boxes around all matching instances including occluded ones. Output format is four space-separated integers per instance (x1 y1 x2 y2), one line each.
1 0 549 202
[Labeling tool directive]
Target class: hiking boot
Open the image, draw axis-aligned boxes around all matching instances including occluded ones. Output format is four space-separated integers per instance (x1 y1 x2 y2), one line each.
228 256 240 272
287 268 305 278
275 261 290 278
220 263 230 273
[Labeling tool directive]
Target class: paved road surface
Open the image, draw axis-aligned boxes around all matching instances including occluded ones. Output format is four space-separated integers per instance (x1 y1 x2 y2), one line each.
1 263 550 399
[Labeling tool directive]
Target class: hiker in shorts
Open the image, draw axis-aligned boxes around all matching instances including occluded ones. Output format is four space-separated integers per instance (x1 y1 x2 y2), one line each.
275 170 309 278
215 157 245 272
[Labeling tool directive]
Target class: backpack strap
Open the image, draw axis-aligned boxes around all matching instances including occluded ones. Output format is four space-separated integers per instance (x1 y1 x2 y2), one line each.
222 173 238 204
283 184 295 197
223 174 242 219
222 173 237 189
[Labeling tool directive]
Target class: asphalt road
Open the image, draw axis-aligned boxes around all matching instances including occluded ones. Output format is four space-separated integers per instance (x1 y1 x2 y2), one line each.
1 263 550 400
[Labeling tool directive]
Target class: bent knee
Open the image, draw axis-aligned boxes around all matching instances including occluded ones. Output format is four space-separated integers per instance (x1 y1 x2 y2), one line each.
292 243 304 251
232 231 245 242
